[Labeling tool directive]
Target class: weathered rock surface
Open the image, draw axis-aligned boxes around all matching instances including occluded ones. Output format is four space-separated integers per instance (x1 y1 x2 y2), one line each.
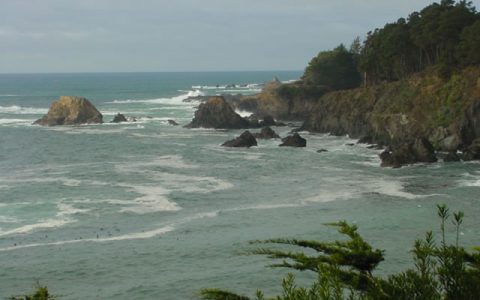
279 133 307 147
112 113 128 123
34 96 103 126
443 151 461 162
253 127 280 139
222 131 257 148
185 96 249 129
380 138 437 168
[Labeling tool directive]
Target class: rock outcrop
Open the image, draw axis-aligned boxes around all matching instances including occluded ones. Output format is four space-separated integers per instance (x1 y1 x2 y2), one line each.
379 138 437 168
112 113 128 123
279 133 307 147
253 127 280 139
185 96 249 129
34 96 103 126
222 131 257 148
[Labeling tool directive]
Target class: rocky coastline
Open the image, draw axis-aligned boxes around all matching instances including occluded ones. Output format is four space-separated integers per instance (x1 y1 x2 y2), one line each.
182 67 480 167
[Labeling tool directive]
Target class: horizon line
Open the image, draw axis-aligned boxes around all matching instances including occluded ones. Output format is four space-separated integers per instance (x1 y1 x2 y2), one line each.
0 69 303 75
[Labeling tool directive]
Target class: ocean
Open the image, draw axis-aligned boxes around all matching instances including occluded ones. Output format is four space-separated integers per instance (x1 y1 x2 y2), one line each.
0 71 479 299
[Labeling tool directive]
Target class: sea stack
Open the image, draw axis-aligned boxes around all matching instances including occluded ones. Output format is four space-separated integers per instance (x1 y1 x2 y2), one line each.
185 96 249 129
34 96 103 126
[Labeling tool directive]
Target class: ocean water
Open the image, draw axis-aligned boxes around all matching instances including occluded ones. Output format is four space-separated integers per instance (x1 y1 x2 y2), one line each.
0 71 479 299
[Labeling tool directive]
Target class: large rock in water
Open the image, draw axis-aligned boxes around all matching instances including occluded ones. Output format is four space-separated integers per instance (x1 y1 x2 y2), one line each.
253 127 280 139
222 131 257 148
185 96 249 129
34 96 103 126
380 138 437 168
279 133 307 147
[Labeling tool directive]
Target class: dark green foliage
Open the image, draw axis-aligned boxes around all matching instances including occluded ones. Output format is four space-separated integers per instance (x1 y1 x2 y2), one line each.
200 205 480 300
277 84 330 101
10 286 54 300
359 0 480 84
302 45 362 90
456 20 480 65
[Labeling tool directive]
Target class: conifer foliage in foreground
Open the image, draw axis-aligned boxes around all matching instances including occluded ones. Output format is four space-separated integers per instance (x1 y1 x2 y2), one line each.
200 205 480 300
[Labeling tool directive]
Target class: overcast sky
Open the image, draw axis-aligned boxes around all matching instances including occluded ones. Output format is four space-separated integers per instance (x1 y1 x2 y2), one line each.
1 0 479 73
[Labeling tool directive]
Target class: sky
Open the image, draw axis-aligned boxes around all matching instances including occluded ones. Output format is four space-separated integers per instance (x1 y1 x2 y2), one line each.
1 0 479 73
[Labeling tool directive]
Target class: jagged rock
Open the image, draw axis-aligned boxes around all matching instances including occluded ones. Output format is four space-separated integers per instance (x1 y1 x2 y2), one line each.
259 115 276 127
167 119 179 126
380 138 437 168
439 135 461 152
246 115 261 128
34 96 103 126
357 136 374 144
279 133 307 147
412 138 437 163
185 96 249 129
462 138 480 160
253 127 280 139
222 131 257 148
112 113 128 123
444 151 461 162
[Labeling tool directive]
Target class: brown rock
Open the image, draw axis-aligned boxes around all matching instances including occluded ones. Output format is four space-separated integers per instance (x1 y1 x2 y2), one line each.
34 96 102 126
185 96 249 129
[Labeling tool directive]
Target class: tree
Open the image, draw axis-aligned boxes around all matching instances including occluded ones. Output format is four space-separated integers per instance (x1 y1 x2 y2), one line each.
200 205 480 300
302 45 362 90
456 20 480 65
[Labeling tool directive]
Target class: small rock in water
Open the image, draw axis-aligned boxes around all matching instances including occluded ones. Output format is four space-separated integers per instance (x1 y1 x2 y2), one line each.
317 149 328 153
167 119 179 126
279 133 307 147
112 113 128 123
222 131 258 148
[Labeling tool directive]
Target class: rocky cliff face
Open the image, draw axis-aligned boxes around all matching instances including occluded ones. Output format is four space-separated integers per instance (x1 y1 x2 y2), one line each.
34 96 103 126
303 67 480 152
232 67 480 166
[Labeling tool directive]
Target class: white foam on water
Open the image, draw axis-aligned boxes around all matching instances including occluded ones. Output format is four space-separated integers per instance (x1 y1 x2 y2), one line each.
0 225 175 252
107 90 203 105
117 155 199 171
302 190 356 203
226 203 304 212
56 203 91 216
235 109 253 118
367 178 429 199
0 218 73 237
118 184 181 214
0 118 35 125
0 105 47 114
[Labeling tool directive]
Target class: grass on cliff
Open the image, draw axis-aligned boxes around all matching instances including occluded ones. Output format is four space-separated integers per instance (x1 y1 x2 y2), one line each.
200 205 480 300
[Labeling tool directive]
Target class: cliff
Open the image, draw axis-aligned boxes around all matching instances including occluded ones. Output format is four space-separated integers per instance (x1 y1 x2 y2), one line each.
232 67 480 164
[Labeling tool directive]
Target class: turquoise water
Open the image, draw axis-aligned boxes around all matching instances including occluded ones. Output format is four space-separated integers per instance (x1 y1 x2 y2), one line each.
0 72 479 299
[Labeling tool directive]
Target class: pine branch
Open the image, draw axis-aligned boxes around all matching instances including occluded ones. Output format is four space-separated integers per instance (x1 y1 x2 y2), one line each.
200 289 252 300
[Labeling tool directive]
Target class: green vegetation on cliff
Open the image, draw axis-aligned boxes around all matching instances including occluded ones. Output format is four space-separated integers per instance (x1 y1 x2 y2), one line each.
201 205 480 300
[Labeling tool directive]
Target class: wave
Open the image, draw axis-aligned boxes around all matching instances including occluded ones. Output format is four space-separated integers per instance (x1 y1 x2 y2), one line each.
0 105 47 114
0 218 73 237
235 109 253 118
0 118 35 125
192 83 262 90
0 94 19 97
107 90 203 105
0 225 175 252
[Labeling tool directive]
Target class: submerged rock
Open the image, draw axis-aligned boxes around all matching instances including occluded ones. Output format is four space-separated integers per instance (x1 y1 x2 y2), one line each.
222 131 257 148
112 113 128 123
167 119 179 126
317 149 328 153
34 96 103 126
253 127 280 139
185 96 249 129
279 133 307 147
